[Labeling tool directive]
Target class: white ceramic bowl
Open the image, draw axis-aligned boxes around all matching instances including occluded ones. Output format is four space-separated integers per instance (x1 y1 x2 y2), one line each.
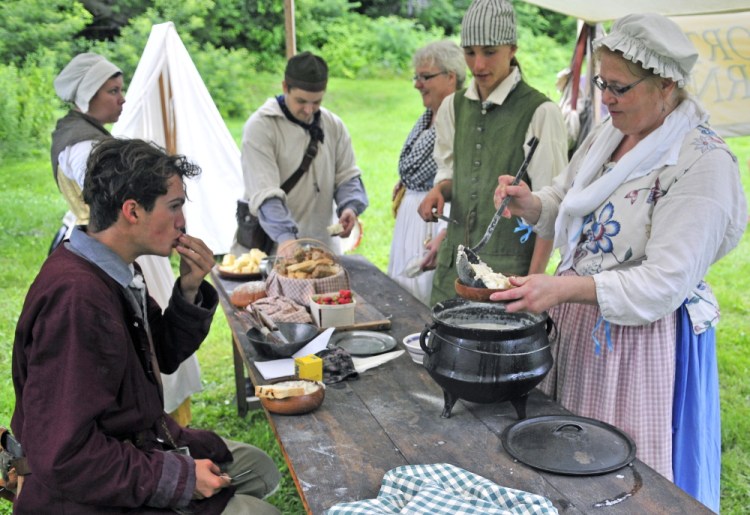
403 332 426 365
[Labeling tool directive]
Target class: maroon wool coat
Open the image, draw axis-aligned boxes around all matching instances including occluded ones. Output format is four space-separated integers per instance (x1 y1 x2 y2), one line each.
11 246 234 513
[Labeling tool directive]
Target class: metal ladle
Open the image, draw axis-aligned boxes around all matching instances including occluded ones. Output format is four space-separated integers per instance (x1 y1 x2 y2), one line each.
456 137 540 288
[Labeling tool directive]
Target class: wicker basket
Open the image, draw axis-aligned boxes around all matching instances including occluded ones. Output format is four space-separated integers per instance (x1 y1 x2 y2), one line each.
264 239 350 306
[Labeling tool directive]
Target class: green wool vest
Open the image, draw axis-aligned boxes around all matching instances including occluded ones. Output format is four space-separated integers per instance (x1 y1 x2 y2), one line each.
430 81 548 305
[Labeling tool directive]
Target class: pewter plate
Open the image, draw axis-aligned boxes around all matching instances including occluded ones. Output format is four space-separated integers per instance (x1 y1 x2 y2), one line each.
329 330 397 357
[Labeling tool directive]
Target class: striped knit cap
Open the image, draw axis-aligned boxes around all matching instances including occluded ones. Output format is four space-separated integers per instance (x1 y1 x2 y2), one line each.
461 0 517 47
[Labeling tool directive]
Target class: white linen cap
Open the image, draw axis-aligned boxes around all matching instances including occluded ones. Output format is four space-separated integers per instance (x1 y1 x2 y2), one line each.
594 13 698 88
461 0 516 47
54 53 121 113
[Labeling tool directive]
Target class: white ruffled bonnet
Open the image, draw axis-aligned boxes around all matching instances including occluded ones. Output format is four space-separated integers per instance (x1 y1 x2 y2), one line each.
594 13 698 88
54 53 121 113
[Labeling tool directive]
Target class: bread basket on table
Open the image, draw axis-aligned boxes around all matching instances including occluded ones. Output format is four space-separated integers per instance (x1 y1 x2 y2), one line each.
265 239 350 307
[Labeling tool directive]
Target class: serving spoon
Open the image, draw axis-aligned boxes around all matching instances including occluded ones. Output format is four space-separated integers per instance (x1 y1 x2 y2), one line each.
456 136 540 288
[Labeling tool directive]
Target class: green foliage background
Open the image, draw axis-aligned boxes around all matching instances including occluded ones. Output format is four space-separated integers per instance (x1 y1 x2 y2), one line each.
0 0 574 159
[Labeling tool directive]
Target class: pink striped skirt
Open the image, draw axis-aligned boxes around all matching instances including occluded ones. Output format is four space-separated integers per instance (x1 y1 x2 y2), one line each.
539 272 677 480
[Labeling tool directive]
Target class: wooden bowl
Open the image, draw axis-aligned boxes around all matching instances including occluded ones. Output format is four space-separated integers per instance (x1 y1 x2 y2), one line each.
454 278 509 302
259 379 325 415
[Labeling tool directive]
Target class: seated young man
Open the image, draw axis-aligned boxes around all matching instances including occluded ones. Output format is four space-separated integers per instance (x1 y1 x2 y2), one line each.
11 138 280 514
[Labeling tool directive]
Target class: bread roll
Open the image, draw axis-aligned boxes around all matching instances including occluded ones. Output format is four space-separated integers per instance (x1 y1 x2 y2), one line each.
255 380 323 399
327 222 344 235
230 281 267 307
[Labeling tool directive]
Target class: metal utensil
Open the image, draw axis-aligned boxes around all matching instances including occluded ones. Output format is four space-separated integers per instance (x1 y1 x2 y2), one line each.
256 308 290 344
221 468 254 483
431 207 458 225
456 137 540 288
245 306 287 345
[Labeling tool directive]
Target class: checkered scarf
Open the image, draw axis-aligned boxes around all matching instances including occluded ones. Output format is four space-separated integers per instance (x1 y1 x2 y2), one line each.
326 463 557 514
398 110 438 192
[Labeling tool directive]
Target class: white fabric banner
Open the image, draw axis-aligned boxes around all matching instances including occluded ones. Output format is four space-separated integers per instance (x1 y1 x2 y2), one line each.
524 0 746 23
674 12 750 137
524 1 749 137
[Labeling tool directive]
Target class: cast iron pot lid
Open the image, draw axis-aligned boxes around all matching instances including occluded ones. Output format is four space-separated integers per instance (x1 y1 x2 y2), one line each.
501 415 636 475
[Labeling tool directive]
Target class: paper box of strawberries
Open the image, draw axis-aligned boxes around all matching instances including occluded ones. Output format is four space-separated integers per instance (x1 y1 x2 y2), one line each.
309 290 356 328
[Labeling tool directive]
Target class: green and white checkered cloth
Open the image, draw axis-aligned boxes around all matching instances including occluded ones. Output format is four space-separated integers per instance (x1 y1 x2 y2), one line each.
325 463 558 514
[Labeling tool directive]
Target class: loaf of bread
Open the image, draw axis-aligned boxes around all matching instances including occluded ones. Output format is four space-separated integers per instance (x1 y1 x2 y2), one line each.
255 380 323 399
230 281 267 307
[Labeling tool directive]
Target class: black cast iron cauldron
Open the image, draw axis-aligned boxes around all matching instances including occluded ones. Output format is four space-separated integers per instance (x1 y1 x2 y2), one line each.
419 298 553 419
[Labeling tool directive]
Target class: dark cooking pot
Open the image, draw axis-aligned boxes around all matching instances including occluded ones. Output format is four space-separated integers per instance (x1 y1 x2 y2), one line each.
420 298 553 419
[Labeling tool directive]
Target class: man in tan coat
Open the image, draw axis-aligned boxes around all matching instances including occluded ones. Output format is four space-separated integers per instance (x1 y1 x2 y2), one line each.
238 52 369 255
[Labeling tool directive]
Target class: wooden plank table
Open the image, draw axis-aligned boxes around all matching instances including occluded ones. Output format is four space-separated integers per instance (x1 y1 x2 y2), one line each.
211 255 711 515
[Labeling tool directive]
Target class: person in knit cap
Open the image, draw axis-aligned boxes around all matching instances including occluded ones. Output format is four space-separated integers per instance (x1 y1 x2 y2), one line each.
489 13 747 511
418 0 568 305
236 51 369 255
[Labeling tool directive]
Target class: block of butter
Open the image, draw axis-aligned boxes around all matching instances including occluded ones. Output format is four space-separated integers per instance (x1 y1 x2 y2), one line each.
295 354 323 382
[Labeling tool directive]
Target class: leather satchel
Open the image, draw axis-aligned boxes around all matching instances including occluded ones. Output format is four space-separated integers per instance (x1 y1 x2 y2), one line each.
236 199 274 253
236 135 320 252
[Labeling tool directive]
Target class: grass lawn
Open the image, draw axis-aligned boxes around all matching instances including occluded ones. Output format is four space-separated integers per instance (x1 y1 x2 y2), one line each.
1 77 748 514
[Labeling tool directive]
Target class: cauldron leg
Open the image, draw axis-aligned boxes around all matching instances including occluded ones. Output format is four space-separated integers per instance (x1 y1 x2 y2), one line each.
510 394 529 419
441 390 459 418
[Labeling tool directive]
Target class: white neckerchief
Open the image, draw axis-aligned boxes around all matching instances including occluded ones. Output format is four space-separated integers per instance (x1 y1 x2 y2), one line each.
555 97 708 270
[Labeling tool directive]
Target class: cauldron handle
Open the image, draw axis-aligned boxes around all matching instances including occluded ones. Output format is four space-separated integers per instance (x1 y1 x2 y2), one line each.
419 324 438 355
545 316 558 340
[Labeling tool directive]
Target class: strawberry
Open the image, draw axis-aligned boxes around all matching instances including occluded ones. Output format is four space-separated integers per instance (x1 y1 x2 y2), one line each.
339 289 352 298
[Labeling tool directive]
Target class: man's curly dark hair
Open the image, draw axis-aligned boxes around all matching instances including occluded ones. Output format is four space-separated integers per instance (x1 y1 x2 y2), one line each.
83 138 201 232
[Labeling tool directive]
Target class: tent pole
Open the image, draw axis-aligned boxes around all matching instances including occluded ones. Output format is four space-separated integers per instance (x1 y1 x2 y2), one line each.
158 73 176 155
284 0 297 58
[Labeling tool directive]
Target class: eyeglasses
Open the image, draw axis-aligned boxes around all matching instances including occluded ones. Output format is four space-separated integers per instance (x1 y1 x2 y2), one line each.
591 75 646 97
413 71 447 83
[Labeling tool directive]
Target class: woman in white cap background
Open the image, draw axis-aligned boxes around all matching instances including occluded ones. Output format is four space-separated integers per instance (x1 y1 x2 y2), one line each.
388 40 465 305
490 13 747 511
417 0 568 306
50 53 204 429
51 52 125 227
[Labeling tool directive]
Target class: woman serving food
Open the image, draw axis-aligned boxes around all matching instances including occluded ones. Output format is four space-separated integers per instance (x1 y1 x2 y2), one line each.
488 13 747 511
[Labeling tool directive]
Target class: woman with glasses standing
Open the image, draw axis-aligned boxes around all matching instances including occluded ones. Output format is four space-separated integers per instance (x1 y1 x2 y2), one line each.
417 0 568 305
387 40 465 305
490 13 747 511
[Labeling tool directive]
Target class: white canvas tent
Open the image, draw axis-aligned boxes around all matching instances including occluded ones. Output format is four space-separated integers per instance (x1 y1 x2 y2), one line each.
526 0 750 137
112 22 243 254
